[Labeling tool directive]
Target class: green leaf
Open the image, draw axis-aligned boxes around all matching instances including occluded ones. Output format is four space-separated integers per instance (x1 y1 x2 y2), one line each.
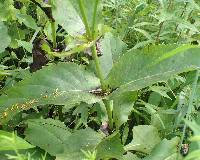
73 103 90 128
99 32 127 78
0 63 101 123
96 132 125 160
56 128 103 160
111 91 137 128
148 92 161 106
0 21 11 53
150 86 171 100
184 119 200 148
98 33 114 78
125 125 161 154
184 119 200 135
52 0 85 36
16 13 38 30
106 45 200 95
25 118 71 155
17 40 33 53
153 44 199 65
0 0 19 21
0 130 34 151
123 152 141 160
8 26 26 49
151 108 176 132
140 101 166 130
143 137 181 160
185 150 200 160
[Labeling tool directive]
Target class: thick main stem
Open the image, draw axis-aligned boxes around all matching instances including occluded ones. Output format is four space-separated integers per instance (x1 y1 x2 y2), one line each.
103 99 113 129
78 0 113 129
78 0 106 89
91 45 106 90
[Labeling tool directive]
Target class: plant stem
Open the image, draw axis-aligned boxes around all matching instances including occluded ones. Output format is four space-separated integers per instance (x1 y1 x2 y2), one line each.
91 45 106 90
51 20 57 48
78 0 113 129
49 0 57 48
78 0 106 90
103 99 113 129
156 21 164 44
78 0 92 39
91 0 99 38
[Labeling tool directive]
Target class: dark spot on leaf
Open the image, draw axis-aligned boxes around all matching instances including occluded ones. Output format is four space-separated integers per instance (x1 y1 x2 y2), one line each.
30 39 49 72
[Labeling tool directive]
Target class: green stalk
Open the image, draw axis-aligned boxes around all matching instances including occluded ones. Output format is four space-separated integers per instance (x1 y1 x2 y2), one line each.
51 20 57 49
91 0 99 38
78 0 105 89
78 0 113 129
156 21 164 44
49 0 57 48
91 45 106 90
103 99 113 129
78 0 92 39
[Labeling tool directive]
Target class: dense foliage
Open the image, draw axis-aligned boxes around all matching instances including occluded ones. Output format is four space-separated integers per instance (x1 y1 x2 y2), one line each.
1 0 200 159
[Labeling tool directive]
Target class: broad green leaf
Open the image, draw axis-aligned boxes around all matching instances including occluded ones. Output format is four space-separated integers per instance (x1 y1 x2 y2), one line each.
106 45 200 95
99 33 114 78
96 132 125 160
25 118 71 155
125 125 161 154
16 13 38 30
143 137 181 160
0 130 34 151
0 21 11 53
0 63 101 123
52 0 85 36
99 33 127 78
56 128 103 160
153 44 199 64
111 91 137 128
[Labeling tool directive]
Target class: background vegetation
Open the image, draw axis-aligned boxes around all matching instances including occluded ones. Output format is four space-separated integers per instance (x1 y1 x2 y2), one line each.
0 0 200 159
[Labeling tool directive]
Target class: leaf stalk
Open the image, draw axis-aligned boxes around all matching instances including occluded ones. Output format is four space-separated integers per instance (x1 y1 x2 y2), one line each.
78 0 113 129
